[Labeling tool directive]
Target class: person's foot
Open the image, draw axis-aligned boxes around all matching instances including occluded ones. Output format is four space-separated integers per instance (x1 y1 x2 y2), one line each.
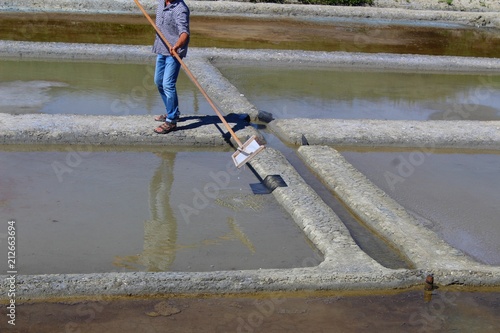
154 122 177 134
154 114 167 122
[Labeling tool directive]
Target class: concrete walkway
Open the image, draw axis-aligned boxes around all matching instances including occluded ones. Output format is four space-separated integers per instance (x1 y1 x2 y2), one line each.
0 113 259 147
271 119 500 150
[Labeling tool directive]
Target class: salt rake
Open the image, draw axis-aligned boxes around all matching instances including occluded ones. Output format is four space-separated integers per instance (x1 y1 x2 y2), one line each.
134 0 265 168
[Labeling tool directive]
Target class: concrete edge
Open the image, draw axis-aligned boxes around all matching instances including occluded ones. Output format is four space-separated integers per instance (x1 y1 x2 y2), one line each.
3 41 500 73
270 119 500 150
297 146 500 285
0 114 262 147
207 48 500 73
0 269 423 302
1 0 499 28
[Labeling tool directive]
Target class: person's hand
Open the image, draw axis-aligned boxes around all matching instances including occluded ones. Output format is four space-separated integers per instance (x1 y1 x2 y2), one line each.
170 45 179 56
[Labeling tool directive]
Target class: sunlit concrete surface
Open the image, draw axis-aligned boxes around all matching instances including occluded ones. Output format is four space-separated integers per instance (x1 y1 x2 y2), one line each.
271 119 500 150
0 113 260 147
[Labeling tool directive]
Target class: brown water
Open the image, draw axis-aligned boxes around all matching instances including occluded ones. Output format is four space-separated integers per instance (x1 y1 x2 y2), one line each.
340 149 500 266
0 147 322 274
1 289 499 332
0 13 500 57
217 65 500 121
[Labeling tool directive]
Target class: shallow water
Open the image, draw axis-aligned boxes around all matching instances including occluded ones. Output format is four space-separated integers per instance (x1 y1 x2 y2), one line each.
4 60 500 122
340 149 500 265
0 59 212 116
2 289 499 332
218 65 500 121
0 148 321 274
1 13 500 57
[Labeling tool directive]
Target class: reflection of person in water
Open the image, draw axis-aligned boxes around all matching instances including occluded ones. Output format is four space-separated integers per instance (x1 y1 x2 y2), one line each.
114 152 177 271
113 152 258 272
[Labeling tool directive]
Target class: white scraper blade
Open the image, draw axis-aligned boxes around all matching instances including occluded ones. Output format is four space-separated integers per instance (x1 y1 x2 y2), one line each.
231 135 265 168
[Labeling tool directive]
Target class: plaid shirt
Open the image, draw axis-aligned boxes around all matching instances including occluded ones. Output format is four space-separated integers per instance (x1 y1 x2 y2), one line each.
152 0 190 58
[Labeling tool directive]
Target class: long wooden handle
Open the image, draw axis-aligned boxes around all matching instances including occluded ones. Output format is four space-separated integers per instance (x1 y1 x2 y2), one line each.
134 0 244 147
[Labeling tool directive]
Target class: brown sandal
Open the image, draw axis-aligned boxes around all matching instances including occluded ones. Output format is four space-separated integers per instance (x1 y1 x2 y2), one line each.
154 122 177 134
154 115 167 122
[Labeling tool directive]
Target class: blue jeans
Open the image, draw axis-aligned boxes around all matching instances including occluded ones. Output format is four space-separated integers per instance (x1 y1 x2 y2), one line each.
154 54 181 124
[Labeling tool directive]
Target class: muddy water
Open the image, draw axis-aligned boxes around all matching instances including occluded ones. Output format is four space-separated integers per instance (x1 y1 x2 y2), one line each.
0 60 212 116
0 147 321 274
340 149 500 266
217 65 500 121
1 290 499 333
1 13 500 57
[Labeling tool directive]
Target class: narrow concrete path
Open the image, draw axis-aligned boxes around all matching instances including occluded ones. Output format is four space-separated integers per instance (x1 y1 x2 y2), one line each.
0 113 259 147
271 119 500 150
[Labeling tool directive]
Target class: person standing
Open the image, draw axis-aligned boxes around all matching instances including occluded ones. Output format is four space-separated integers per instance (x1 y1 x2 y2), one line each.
152 0 190 134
